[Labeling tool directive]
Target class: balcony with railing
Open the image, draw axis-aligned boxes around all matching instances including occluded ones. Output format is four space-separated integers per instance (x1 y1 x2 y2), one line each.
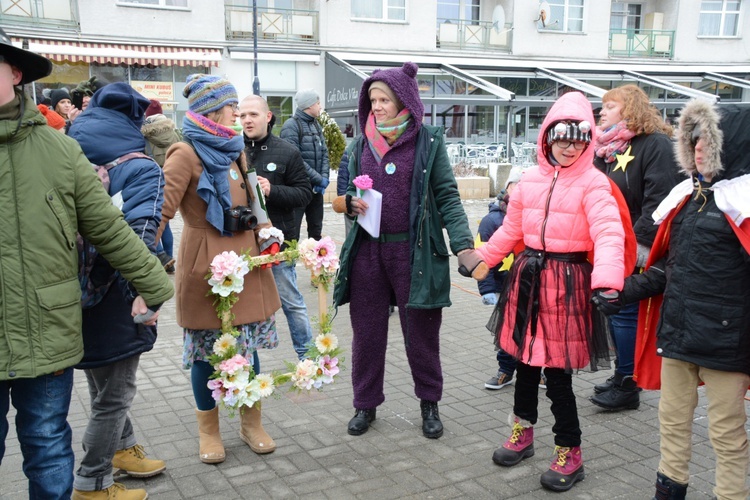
225 3 318 45
0 0 79 30
437 19 512 52
609 29 674 59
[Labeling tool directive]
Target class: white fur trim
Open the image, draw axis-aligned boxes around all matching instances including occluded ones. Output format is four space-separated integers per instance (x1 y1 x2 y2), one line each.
508 413 533 429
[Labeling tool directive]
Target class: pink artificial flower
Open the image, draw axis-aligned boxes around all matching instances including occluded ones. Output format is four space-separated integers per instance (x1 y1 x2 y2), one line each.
352 175 373 191
319 355 340 378
218 354 249 376
210 251 241 282
315 237 337 269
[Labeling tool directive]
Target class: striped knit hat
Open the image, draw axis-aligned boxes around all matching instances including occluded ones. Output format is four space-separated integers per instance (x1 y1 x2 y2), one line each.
183 74 238 115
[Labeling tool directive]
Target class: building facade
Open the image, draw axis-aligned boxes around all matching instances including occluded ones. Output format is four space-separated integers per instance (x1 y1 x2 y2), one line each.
4 0 748 149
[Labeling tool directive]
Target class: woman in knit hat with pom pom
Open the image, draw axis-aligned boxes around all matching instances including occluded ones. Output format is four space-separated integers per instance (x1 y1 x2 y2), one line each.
156 74 282 464
333 62 474 440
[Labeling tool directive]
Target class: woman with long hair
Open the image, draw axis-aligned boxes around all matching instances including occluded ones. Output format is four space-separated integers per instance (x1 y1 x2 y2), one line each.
589 84 683 411
157 74 281 464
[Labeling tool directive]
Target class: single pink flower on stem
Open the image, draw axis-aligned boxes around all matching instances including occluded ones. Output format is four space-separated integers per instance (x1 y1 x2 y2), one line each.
352 174 373 191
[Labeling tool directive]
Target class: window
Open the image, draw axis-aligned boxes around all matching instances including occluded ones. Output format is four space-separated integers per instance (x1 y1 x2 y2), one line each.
119 0 188 7
610 3 642 30
541 0 584 33
436 0 480 25
699 0 740 36
351 0 405 21
267 95 294 136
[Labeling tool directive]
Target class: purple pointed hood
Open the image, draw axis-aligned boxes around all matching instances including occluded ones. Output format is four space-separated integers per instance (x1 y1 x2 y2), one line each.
358 62 424 131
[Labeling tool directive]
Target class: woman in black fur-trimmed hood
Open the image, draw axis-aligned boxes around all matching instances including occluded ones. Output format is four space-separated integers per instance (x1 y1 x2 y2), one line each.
621 99 750 500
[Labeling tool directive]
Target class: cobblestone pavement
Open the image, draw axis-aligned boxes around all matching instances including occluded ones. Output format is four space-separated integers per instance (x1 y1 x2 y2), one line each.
2 199 745 499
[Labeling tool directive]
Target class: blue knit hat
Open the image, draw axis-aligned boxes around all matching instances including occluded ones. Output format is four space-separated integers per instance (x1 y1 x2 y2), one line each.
183 74 238 115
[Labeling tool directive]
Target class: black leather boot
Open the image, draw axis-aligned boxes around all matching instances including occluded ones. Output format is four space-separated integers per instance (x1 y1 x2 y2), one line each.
590 372 641 410
593 375 615 394
347 409 376 436
653 471 687 500
420 400 443 439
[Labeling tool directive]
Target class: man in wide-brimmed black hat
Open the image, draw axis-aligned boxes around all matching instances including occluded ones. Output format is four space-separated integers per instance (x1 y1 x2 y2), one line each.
0 27 173 500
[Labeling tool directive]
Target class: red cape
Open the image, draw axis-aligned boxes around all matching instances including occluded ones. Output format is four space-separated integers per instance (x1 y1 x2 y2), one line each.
634 195 750 390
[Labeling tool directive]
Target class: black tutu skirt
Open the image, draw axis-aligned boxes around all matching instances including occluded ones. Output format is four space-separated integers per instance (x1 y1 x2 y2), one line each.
486 248 612 372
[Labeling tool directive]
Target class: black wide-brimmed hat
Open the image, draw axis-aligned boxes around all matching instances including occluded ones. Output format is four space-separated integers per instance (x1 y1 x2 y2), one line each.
0 27 52 84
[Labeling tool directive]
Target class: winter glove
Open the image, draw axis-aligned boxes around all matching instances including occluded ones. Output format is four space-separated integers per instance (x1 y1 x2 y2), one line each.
259 242 281 269
482 293 498 306
312 184 327 195
591 288 622 315
636 243 651 268
319 177 330 189
457 250 489 280
332 195 347 214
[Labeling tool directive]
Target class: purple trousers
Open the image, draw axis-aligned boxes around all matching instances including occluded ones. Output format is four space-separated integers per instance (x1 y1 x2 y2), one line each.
349 240 443 409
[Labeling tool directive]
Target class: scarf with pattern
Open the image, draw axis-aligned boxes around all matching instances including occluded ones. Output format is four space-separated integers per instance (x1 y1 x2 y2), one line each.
364 109 412 164
182 110 245 236
594 120 637 163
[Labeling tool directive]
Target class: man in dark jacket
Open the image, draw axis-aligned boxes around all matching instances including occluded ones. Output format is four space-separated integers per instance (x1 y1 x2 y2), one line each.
0 29 173 500
620 100 750 500
240 94 314 360
68 83 168 500
280 88 330 241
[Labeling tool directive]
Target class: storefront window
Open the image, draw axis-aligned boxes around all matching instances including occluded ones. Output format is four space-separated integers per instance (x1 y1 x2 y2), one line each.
418 76 434 97
498 77 527 96
467 105 494 143
529 78 557 98
267 95 294 136
435 103 465 139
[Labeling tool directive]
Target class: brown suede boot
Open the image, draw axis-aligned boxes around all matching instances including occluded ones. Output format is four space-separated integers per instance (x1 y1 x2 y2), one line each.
195 407 225 464
239 403 276 454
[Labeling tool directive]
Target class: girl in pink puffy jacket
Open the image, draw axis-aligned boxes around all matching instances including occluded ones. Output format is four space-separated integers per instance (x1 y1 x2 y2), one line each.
475 91 626 492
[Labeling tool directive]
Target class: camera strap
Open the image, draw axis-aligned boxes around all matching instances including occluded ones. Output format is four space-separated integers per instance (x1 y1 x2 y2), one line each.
236 154 256 206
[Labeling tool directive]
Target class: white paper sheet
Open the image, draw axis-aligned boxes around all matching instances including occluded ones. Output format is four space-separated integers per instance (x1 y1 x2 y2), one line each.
357 188 382 239
244 169 269 225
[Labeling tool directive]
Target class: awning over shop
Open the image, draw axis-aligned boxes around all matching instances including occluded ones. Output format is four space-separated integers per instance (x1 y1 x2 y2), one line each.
11 37 222 67
327 51 749 106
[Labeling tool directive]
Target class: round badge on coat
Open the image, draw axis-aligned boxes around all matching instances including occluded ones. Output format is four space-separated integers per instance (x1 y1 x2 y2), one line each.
229 169 239 180
385 162 396 175
267 162 277 172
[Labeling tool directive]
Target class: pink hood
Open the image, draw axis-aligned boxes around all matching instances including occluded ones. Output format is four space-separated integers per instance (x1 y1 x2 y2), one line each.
536 91 598 177
477 92 624 291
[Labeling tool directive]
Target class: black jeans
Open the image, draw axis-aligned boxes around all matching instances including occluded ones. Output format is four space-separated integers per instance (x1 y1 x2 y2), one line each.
513 361 581 447
296 192 324 240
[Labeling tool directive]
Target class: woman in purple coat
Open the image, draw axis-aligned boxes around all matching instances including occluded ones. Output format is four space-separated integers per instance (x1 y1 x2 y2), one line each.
333 63 474 439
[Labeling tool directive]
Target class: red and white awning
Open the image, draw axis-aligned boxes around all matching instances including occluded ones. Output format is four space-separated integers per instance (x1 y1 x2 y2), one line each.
11 37 222 67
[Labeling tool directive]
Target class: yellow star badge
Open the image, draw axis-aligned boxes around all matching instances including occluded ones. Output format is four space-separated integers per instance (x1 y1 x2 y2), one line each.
613 145 634 173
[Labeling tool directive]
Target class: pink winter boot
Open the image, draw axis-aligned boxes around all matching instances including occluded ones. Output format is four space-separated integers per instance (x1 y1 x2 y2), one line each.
492 415 534 466
540 445 585 491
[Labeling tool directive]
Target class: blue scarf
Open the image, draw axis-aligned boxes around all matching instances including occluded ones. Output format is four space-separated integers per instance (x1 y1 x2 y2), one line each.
182 111 244 236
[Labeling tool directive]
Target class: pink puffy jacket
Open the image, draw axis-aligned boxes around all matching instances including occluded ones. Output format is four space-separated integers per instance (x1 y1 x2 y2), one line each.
476 92 625 368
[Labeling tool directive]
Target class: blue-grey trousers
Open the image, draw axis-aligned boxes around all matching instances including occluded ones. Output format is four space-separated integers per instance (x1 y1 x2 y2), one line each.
73 354 140 492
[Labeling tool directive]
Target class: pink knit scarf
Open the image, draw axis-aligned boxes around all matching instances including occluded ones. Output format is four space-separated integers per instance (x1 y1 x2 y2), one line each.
364 109 411 164
594 121 637 163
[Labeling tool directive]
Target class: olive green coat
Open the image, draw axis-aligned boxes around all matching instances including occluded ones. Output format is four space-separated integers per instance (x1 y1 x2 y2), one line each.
333 125 473 310
0 95 174 380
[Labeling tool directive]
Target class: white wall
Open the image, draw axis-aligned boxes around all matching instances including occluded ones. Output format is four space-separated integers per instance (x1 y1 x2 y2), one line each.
509 0 611 60
321 0 437 52
672 1 750 63
78 0 225 43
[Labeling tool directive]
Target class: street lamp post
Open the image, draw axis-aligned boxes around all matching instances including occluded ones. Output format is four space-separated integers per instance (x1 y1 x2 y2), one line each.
252 0 260 95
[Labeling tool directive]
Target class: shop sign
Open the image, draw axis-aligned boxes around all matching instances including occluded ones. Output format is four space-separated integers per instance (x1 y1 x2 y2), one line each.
131 81 175 102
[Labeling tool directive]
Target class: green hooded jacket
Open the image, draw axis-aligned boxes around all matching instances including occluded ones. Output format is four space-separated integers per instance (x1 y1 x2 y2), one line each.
0 94 174 380
333 125 473 310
